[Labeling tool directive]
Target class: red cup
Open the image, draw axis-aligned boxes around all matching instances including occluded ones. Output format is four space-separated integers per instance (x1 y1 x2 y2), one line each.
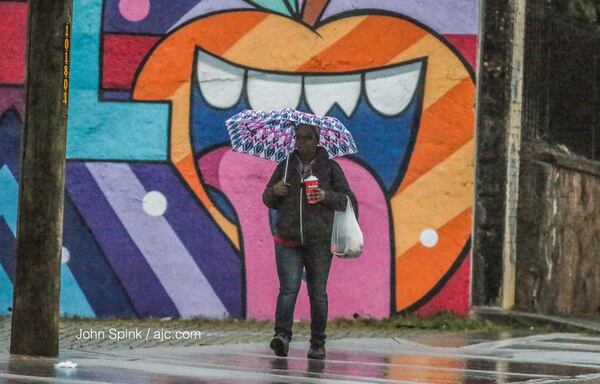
304 175 319 204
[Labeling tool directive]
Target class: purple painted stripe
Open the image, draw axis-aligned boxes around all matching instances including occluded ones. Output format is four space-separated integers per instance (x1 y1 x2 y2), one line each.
168 0 253 31
321 0 479 34
130 162 243 318
66 162 179 318
168 0 478 34
86 162 228 319
101 90 131 101
63 192 137 318
0 87 24 117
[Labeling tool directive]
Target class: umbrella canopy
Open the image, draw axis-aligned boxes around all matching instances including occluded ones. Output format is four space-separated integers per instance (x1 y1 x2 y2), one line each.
225 108 357 163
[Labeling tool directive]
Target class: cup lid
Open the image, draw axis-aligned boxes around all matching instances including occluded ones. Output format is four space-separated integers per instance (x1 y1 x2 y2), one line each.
304 175 318 181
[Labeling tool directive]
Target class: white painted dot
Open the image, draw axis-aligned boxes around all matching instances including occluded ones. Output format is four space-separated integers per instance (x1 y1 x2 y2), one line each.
143 191 168 217
61 246 70 264
420 229 439 248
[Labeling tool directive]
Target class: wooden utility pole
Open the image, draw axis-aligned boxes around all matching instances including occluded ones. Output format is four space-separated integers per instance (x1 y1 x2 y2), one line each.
10 1 73 357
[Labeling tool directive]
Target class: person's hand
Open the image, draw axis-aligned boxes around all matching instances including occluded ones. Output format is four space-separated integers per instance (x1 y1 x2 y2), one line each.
308 188 326 204
272 181 291 197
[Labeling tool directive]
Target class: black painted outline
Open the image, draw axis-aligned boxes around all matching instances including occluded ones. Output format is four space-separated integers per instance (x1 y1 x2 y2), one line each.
0 84 24 89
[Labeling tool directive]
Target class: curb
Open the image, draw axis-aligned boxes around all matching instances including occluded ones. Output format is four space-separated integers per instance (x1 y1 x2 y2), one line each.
473 306 600 334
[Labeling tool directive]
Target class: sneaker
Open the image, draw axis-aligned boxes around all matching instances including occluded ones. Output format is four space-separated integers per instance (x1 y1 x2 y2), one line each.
307 339 326 360
270 334 289 357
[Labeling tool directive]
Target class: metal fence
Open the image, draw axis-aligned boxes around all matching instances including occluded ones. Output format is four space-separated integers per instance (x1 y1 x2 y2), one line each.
523 3 600 160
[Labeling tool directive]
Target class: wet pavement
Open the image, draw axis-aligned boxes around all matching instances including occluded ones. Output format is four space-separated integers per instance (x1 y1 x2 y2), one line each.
1 331 600 383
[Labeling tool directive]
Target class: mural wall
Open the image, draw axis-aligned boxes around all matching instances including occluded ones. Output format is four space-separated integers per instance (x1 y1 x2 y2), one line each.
0 0 478 319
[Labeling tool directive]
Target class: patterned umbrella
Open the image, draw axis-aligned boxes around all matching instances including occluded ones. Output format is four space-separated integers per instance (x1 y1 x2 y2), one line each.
225 108 357 160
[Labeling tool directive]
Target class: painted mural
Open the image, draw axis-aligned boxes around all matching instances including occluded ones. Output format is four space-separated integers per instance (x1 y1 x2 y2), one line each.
0 0 478 319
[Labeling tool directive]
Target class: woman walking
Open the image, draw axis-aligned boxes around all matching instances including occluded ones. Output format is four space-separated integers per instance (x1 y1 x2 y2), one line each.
262 123 357 360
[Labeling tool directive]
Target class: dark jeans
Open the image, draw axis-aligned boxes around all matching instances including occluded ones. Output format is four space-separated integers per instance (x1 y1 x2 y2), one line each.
274 242 333 342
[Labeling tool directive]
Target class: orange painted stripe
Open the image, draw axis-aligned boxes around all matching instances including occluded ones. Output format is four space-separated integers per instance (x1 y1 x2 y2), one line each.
196 12 271 56
395 207 472 311
398 78 474 193
391 140 474 257
296 16 426 72
222 15 365 71
176 154 212 205
134 11 268 100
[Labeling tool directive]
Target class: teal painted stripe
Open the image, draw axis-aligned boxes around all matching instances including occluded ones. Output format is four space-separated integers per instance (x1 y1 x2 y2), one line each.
0 165 16 314
67 0 169 160
0 165 18 235
285 0 297 13
248 0 293 16
60 263 95 318
0 267 12 315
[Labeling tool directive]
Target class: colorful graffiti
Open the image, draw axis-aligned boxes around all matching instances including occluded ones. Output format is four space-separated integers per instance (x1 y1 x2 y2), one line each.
0 0 477 319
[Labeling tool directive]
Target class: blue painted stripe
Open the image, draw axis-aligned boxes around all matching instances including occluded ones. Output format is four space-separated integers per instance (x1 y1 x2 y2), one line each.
0 109 23 177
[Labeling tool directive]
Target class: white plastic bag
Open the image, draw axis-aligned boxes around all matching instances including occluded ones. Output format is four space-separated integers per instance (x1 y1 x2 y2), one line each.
330 196 363 258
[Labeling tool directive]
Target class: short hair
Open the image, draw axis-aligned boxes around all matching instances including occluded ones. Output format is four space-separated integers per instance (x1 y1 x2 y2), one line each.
296 123 320 138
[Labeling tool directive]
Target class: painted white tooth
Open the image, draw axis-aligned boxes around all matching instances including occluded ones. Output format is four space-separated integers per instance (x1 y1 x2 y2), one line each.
304 74 361 117
196 50 244 109
365 62 422 116
247 71 302 111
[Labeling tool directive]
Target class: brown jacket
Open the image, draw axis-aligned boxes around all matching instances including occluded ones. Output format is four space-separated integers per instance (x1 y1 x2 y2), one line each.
262 147 357 245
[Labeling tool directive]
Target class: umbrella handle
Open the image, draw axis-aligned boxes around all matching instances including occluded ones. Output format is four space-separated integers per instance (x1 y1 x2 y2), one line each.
283 155 289 183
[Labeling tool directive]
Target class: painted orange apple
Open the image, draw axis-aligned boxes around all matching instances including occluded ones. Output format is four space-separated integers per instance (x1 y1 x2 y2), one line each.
133 7 474 317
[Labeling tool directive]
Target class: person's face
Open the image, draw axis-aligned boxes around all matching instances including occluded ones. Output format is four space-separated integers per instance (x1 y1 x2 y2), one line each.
295 125 318 159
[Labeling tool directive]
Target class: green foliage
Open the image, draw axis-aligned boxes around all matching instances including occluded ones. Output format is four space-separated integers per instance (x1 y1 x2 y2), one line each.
568 0 599 22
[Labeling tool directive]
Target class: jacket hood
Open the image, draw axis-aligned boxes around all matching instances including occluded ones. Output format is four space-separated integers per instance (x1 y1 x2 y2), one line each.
290 146 329 169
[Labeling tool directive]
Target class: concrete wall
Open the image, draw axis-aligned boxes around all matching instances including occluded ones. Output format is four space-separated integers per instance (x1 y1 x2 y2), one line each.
0 0 478 319
516 146 600 315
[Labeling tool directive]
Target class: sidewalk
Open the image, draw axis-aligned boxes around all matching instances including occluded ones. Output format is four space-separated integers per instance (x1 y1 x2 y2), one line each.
2 316 600 383
1 316 447 351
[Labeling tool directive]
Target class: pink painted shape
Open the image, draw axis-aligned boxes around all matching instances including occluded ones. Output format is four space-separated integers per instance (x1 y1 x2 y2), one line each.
197 146 228 189
295 158 390 320
209 150 391 320
118 0 150 22
415 255 471 317
443 34 478 71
